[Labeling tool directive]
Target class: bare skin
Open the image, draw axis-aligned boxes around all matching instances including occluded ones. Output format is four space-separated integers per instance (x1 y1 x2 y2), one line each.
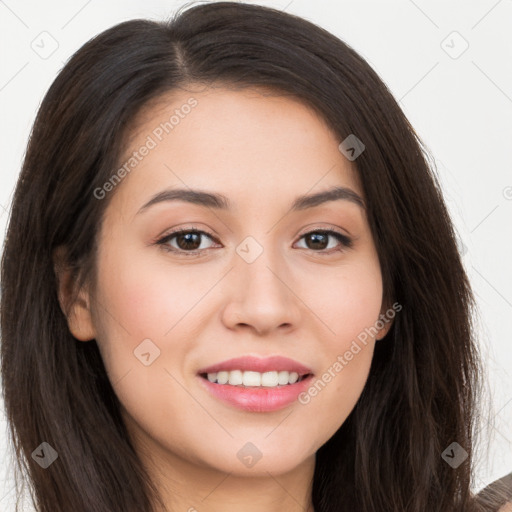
56 85 392 512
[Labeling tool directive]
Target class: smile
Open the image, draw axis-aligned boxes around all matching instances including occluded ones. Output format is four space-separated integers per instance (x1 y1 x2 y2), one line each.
201 369 309 387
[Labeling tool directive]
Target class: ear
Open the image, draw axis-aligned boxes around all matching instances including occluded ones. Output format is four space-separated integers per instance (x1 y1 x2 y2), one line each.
375 302 396 341
53 246 96 342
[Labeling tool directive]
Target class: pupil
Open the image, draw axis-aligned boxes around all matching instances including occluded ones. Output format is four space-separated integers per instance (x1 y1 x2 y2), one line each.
177 232 201 250
308 232 327 250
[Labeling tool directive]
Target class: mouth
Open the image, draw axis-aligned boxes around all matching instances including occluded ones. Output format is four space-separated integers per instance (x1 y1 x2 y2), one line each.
198 370 313 388
196 355 315 412
197 355 313 379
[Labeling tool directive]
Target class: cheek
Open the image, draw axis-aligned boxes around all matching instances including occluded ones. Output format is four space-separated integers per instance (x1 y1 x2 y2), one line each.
297 329 376 449
302 257 383 343
95 242 201 343
90 241 179 381
91 246 199 442
299 347 375 451
91 239 222 396
294 259 382 437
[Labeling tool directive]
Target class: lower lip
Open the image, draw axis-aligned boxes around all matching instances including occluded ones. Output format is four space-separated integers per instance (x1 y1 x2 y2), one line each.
197 374 314 412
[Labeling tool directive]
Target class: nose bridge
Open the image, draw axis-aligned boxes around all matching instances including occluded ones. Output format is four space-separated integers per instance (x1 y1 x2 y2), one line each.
236 233 288 300
223 232 301 333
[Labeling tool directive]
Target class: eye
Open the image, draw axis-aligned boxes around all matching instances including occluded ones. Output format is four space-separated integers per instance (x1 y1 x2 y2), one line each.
294 229 353 254
155 228 219 256
154 227 353 257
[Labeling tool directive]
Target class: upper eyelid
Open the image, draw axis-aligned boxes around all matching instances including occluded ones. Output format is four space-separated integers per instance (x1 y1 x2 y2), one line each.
159 225 350 240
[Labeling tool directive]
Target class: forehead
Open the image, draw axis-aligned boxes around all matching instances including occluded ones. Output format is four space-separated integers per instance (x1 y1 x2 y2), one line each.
107 85 363 217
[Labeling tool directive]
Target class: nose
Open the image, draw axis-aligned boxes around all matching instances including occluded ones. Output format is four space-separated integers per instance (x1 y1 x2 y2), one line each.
220 244 302 336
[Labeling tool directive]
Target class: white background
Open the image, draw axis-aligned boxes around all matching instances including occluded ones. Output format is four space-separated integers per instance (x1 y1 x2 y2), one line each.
1 0 511 509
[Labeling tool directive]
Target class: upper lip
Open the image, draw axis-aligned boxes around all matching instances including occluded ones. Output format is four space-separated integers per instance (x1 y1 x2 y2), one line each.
197 356 313 376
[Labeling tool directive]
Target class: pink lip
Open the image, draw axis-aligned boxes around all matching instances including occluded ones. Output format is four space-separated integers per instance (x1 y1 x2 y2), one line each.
198 374 314 412
196 355 314 413
197 355 312 376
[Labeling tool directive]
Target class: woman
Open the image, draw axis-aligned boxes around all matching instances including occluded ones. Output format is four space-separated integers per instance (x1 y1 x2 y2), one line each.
1 2 509 511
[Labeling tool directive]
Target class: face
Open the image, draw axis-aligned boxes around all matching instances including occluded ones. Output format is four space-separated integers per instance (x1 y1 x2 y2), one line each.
64 85 391 481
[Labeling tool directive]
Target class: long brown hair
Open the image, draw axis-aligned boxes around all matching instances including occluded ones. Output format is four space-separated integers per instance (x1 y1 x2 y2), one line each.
1 2 492 510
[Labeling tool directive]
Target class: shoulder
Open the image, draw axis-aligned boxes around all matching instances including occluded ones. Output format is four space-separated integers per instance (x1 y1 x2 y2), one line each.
475 472 512 512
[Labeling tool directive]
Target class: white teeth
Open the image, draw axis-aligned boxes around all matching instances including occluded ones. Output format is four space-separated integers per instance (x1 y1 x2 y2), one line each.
205 370 303 387
243 371 261 386
278 370 290 385
217 371 229 384
228 370 243 386
288 372 299 384
261 371 278 387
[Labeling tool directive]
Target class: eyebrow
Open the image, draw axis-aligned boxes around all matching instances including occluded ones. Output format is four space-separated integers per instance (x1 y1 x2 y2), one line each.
137 185 365 215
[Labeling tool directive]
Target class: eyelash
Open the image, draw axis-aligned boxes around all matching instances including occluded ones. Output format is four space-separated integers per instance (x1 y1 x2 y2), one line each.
154 226 353 257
